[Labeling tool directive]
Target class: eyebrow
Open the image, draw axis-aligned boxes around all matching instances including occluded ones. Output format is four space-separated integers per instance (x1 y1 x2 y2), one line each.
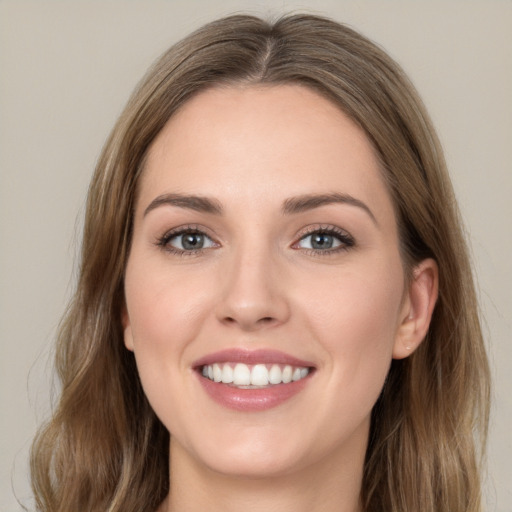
282 193 378 225
144 193 223 217
143 191 377 225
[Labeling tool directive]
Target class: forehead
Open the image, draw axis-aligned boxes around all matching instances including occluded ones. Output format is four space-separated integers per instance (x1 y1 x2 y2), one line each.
139 84 394 220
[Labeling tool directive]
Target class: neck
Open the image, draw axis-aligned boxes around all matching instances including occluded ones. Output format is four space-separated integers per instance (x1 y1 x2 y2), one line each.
161 436 365 512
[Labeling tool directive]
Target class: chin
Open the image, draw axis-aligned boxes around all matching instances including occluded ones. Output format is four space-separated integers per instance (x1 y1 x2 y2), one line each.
181 428 309 479
204 450 305 480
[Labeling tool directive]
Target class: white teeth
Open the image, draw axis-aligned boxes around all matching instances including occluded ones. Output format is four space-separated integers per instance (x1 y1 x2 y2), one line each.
268 364 282 384
251 364 269 386
201 362 310 387
233 363 251 385
213 363 222 382
221 364 234 384
282 365 293 383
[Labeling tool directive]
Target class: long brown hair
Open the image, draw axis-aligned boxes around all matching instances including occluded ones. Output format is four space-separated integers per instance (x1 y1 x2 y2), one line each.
31 14 490 512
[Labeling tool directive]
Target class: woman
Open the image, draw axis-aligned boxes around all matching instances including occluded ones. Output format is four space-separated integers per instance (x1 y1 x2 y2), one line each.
30 14 490 512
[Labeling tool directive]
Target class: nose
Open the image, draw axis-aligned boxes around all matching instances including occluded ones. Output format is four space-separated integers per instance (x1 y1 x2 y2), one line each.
215 246 291 331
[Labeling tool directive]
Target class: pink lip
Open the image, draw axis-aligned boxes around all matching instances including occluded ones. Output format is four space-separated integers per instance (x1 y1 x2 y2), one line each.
193 349 315 412
192 348 315 368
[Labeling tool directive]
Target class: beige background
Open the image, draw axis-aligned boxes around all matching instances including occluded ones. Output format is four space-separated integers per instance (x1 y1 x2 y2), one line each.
1 1 510 510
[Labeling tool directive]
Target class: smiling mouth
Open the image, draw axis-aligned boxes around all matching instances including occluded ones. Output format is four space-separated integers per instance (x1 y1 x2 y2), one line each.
194 350 315 411
200 362 312 388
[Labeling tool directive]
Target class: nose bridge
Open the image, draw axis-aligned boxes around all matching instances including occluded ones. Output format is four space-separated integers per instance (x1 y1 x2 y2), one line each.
216 235 290 330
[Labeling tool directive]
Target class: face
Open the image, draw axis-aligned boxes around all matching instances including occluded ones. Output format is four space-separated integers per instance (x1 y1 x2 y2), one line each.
123 85 420 479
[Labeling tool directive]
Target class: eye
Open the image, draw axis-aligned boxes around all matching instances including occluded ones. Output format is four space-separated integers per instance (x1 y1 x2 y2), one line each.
295 227 354 253
157 228 217 254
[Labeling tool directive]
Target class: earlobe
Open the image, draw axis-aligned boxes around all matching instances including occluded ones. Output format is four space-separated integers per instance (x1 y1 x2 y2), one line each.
393 258 439 359
121 307 135 351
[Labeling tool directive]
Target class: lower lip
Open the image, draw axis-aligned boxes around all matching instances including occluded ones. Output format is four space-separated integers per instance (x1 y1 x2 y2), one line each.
197 373 311 412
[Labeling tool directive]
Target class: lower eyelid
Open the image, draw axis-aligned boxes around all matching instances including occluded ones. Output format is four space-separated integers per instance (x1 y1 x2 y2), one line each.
294 227 354 247
154 226 217 252
155 225 354 255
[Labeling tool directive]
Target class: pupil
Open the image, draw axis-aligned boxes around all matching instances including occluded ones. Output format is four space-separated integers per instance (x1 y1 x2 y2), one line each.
182 233 203 250
312 233 333 249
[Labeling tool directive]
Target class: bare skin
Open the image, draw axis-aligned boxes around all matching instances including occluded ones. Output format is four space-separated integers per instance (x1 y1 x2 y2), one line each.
124 85 438 512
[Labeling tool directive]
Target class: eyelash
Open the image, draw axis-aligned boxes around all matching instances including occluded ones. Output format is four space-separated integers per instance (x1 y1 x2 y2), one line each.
293 225 355 256
155 225 217 256
155 224 355 256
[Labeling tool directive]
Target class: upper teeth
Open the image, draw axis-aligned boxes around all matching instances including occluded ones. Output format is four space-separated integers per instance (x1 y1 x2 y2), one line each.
201 363 310 387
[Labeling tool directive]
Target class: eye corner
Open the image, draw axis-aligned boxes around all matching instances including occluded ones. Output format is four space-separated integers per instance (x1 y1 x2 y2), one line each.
292 224 355 255
154 225 220 256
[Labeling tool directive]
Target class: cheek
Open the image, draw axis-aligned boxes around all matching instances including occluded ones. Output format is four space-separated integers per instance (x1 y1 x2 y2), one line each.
303 262 404 396
124 259 214 354
123 257 218 424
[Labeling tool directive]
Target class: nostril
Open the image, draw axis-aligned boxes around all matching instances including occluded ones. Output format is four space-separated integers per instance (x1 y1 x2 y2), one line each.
221 315 277 328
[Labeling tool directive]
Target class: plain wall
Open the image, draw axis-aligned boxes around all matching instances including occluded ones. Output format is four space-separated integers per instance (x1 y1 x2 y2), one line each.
1 1 510 510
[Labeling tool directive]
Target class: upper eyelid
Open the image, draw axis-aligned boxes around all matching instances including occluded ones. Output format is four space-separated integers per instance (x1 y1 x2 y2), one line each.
155 227 219 256
155 223 354 248
292 224 355 250
155 225 219 250
294 224 353 239
160 224 216 239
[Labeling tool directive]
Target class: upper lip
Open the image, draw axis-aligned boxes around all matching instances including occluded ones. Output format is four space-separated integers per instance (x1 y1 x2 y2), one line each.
192 348 315 369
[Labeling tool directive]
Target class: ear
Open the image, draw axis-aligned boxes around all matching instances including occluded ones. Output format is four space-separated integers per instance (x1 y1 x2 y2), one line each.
121 305 135 352
393 258 439 359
